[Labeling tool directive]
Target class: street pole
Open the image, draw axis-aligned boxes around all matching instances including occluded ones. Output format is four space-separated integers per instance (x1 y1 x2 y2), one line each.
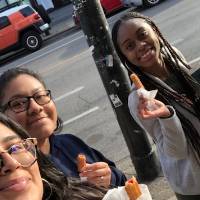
72 0 160 181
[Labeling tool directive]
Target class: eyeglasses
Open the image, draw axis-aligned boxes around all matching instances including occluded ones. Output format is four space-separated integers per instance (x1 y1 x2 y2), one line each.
0 138 37 169
1 90 51 113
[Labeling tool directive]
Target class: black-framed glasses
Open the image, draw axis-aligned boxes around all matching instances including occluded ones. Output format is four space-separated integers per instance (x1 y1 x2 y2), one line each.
1 90 51 113
0 138 37 169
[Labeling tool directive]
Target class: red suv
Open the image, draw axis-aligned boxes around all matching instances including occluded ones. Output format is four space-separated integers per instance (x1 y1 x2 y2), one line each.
0 4 50 54
101 0 123 15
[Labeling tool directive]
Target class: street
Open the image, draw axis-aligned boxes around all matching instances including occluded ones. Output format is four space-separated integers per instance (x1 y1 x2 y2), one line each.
1 0 200 199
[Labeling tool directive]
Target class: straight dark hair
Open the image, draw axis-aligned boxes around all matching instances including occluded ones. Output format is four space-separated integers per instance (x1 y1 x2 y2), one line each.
0 68 63 133
0 112 107 200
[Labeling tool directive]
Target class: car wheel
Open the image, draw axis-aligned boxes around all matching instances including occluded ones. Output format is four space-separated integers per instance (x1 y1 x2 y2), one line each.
21 31 42 52
143 0 160 7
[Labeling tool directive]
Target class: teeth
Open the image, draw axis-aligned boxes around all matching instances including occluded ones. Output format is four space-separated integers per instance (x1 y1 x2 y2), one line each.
141 50 151 59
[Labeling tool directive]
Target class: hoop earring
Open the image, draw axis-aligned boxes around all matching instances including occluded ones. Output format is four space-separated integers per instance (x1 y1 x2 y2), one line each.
42 178 52 200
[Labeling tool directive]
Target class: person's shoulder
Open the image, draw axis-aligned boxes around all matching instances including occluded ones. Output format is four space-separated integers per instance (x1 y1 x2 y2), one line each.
172 46 186 62
52 133 85 144
162 46 187 63
162 46 190 72
53 133 78 139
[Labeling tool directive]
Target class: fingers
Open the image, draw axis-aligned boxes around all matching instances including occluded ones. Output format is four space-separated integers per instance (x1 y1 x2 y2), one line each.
138 98 170 119
79 162 111 187
88 173 111 187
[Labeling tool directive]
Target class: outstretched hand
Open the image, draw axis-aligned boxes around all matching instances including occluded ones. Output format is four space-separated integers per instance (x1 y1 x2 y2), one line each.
79 162 111 188
138 97 171 119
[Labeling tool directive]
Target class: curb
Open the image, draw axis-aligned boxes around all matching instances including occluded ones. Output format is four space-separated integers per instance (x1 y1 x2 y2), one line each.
44 25 80 42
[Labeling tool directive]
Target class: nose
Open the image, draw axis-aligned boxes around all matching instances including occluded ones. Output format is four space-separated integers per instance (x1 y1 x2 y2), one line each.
0 153 20 175
27 98 43 115
136 40 147 52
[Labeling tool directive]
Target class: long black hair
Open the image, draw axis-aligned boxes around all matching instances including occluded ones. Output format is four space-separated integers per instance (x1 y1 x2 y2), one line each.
0 113 107 200
112 11 200 163
0 68 63 133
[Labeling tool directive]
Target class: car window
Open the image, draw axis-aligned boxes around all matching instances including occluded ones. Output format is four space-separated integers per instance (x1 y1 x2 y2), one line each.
7 0 19 3
0 16 11 29
20 6 34 17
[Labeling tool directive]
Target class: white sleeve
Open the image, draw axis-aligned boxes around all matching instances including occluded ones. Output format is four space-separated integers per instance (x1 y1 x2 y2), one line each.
128 89 158 139
158 106 187 158
128 90 188 159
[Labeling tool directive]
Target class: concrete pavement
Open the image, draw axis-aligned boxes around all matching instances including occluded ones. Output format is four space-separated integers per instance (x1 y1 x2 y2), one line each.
45 4 177 200
44 3 78 39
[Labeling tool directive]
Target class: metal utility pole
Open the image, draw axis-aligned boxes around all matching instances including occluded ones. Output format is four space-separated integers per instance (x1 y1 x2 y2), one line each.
72 0 160 181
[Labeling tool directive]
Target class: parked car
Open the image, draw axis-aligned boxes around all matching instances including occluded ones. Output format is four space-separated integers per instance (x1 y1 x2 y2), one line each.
123 0 162 7
0 4 50 54
101 0 123 15
52 0 71 8
72 0 124 26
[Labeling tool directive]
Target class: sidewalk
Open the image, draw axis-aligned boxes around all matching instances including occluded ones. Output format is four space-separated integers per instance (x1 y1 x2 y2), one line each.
44 4 177 200
44 4 78 40
118 153 176 200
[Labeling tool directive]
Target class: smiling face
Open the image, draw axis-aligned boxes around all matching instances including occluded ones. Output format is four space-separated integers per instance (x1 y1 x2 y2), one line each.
117 18 161 71
1 74 58 141
0 122 43 200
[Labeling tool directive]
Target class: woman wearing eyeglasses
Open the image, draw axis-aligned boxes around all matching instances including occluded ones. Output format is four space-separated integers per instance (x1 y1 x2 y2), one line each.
0 68 127 188
0 112 110 200
0 113 150 200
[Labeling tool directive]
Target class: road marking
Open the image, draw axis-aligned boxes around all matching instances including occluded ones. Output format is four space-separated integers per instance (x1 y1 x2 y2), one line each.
170 38 184 45
63 106 99 126
14 36 184 69
15 33 84 68
54 86 84 102
188 56 200 65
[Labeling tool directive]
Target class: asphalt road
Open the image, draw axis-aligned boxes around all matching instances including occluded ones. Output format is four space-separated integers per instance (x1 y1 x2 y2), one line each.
1 1 200 199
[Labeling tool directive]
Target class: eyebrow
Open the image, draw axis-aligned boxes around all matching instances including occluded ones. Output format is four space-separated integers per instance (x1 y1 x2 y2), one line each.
121 27 146 46
7 88 45 101
121 38 131 47
136 27 145 34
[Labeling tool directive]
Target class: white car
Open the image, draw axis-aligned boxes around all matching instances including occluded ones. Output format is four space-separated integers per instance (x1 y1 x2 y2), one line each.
123 0 161 7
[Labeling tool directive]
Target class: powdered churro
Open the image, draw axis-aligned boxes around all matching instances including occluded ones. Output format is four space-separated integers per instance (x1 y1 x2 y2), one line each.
125 177 142 200
77 154 86 172
130 73 144 89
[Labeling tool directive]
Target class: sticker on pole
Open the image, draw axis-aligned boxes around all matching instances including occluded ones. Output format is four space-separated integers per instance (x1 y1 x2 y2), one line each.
110 94 123 108
106 55 113 67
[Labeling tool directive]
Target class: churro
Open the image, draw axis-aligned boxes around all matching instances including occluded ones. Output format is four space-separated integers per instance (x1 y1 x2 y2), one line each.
130 73 144 89
125 177 142 200
77 154 86 172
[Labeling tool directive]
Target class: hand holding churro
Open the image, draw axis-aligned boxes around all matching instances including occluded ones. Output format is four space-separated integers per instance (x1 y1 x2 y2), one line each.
80 162 111 187
130 73 158 111
102 176 152 200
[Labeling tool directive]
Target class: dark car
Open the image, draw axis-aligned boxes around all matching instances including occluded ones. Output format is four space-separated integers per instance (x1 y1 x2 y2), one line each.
52 0 71 8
